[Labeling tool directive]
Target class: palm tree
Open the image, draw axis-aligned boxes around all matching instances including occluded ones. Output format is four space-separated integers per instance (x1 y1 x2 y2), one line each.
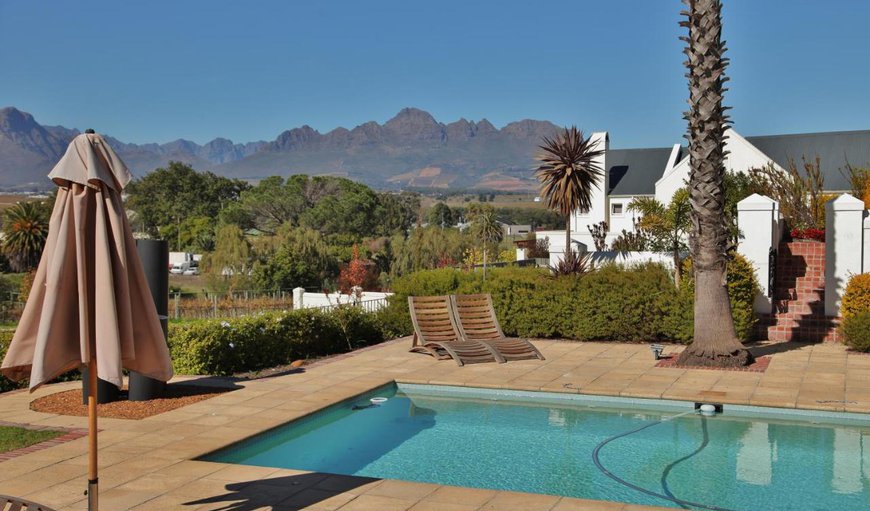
468 203 503 280
2 201 50 272
676 0 752 367
628 189 691 288
535 127 604 255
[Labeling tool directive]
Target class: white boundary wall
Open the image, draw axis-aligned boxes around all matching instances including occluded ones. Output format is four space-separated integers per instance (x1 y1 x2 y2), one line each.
737 194 782 313
825 194 867 316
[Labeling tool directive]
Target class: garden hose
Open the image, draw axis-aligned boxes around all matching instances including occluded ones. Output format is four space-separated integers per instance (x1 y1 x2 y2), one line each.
591 410 739 511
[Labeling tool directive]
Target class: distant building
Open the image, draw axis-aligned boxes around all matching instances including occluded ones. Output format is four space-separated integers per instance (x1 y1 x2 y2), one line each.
499 222 531 238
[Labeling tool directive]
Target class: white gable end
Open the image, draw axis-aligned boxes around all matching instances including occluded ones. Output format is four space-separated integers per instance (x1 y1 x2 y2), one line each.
654 128 779 205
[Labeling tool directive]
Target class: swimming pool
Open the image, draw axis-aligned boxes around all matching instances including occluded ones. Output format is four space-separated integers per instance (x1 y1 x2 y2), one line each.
203 383 870 510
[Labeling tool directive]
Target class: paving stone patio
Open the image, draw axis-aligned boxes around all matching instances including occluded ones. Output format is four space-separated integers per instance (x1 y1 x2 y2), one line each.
1 338 868 510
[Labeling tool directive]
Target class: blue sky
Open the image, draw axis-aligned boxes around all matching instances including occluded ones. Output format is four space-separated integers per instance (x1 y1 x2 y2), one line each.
1 0 868 148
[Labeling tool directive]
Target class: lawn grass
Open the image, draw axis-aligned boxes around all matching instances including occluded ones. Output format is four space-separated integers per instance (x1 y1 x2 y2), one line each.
0 425 63 453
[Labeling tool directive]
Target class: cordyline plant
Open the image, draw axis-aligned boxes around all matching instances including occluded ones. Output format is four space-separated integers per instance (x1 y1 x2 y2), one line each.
677 0 753 368
535 127 604 254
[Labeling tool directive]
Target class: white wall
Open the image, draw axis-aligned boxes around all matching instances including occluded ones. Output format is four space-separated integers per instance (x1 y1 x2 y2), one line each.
606 196 641 238
571 132 609 240
655 128 778 205
294 291 392 311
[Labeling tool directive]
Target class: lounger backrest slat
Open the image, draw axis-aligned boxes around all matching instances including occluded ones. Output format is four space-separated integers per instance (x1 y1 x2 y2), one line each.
453 294 506 340
408 295 462 344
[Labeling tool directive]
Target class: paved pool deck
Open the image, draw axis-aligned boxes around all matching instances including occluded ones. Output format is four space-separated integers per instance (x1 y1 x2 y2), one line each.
1 338 869 510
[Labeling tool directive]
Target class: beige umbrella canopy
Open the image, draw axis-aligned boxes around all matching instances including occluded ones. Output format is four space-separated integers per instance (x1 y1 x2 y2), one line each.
1 132 173 389
1 131 173 510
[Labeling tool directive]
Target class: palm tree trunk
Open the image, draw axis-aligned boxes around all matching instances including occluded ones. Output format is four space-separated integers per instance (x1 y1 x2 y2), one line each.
565 214 572 256
482 247 488 281
676 0 752 367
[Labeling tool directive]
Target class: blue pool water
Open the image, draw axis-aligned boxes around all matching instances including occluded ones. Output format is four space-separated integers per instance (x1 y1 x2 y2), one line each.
204 384 870 510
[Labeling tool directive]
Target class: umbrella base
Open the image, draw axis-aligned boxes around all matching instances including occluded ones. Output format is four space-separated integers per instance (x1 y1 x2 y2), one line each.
128 372 166 401
81 369 119 404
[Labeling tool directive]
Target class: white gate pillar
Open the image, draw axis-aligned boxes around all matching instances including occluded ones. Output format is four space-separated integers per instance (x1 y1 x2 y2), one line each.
825 194 865 317
737 194 780 314
292 287 305 310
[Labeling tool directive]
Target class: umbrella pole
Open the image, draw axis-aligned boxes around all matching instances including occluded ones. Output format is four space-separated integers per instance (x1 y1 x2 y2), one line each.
87 357 99 511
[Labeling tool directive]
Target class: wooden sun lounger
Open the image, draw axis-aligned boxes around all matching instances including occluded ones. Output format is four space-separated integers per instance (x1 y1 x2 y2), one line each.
1 495 56 511
408 295 504 366
452 294 545 362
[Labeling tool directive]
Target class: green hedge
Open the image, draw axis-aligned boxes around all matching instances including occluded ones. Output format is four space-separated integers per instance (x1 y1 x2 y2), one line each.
0 330 20 393
841 311 870 352
168 307 384 376
384 258 759 344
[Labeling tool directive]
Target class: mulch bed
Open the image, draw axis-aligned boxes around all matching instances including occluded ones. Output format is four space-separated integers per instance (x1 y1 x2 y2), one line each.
655 355 772 373
29 383 236 420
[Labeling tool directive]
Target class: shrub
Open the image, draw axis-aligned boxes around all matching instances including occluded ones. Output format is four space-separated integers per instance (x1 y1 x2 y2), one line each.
0 330 21 393
841 273 870 319
841 311 870 352
383 264 686 342
168 307 384 376
674 254 760 344
790 228 825 242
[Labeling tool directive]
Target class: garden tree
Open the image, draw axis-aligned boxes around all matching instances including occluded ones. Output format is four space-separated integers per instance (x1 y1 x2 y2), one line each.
467 203 503 279
299 177 381 237
376 192 420 235
629 188 692 288
427 202 457 228
610 228 649 252
748 157 825 230
251 227 338 291
535 126 604 253
1 201 50 272
205 224 253 293
586 221 608 251
125 161 250 246
236 175 307 234
677 0 752 367
337 244 379 293
388 227 471 277
843 162 870 207
163 216 217 253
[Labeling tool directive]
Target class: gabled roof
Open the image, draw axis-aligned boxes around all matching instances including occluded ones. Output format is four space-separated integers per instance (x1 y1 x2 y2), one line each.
745 130 870 191
607 147 681 196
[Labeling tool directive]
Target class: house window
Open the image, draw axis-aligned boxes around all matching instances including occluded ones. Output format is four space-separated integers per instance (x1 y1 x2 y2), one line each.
611 203 623 215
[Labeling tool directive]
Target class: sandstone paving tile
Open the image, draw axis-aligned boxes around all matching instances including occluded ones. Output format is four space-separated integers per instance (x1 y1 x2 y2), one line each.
204 463 282 483
551 497 626 510
278 488 357 510
0 459 47 481
22 480 89 509
423 485 497 506
129 493 210 510
313 475 383 495
478 491 560 511
408 501 480 511
336 494 417 511
365 479 440 500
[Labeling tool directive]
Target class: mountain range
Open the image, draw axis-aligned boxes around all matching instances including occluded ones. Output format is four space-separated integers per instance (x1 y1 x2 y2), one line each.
0 106 562 191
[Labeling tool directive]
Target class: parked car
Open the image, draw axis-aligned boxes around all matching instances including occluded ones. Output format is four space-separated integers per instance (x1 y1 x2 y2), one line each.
182 267 199 276
170 261 191 274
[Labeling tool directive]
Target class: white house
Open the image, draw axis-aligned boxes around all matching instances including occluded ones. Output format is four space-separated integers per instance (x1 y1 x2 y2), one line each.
541 128 870 255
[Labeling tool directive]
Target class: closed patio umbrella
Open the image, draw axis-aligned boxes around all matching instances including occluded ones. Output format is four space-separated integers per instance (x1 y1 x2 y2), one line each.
0 131 173 511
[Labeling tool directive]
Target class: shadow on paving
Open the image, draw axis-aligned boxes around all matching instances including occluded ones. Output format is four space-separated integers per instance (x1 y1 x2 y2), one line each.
746 340 821 358
183 473 381 510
